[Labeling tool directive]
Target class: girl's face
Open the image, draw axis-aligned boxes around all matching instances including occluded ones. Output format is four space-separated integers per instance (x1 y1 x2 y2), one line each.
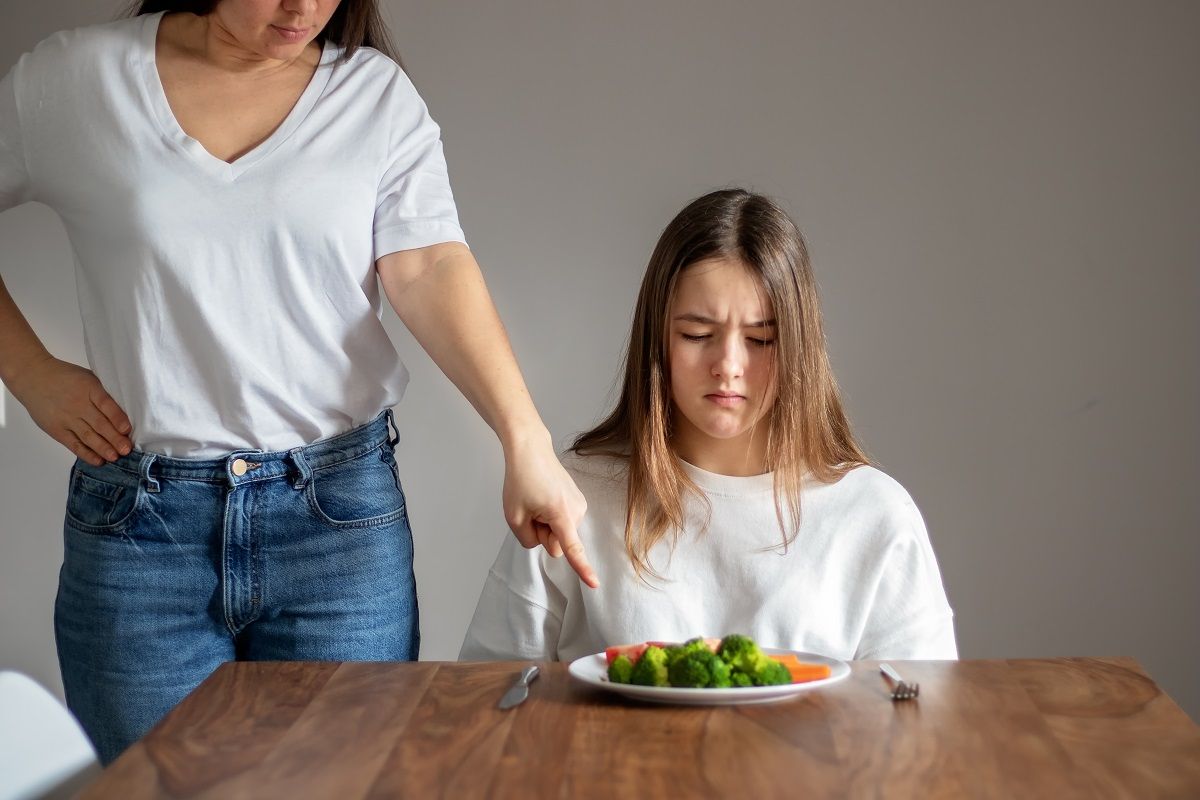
666 258 778 473
212 0 341 60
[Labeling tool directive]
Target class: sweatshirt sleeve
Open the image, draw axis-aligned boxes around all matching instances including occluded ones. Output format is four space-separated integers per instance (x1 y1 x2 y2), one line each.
459 532 567 661
855 500 958 660
0 60 33 212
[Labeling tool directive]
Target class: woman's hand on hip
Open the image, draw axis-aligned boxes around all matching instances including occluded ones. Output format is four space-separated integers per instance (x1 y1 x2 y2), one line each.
9 356 133 466
502 434 599 588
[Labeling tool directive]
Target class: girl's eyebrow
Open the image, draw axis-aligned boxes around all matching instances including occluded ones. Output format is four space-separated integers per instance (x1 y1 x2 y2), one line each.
672 313 776 327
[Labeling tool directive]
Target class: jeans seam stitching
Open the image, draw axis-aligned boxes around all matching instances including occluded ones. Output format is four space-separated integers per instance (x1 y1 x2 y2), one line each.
64 484 145 534
221 490 238 636
307 441 389 474
303 480 407 530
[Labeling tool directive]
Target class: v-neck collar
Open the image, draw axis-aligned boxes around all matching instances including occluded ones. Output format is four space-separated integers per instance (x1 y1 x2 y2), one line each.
138 11 336 182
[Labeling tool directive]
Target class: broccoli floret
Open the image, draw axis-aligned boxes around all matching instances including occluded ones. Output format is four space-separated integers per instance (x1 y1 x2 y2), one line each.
665 638 711 670
630 645 669 687
669 650 722 688
608 654 634 684
717 633 754 656
709 656 733 688
664 645 687 667
717 635 792 687
717 634 768 674
753 659 792 686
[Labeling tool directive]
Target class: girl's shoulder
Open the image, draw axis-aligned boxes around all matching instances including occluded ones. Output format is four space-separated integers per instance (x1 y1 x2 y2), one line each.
809 464 923 527
559 451 633 512
822 464 914 501
560 449 630 484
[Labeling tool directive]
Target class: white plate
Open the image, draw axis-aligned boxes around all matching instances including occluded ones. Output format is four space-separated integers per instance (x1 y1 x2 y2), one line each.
567 648 851 706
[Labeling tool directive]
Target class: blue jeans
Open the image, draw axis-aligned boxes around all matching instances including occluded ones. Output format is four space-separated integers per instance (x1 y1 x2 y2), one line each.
54 411 419 764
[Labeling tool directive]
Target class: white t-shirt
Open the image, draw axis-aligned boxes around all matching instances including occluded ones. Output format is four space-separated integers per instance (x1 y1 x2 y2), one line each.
460 453 958 662
0 13 466 456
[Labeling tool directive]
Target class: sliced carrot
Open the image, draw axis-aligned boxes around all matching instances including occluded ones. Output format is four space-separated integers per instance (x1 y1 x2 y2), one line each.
770 654 832 683
787 663 832 683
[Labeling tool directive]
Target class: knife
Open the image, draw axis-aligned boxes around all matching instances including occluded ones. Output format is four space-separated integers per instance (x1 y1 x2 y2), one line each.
498 665 540 709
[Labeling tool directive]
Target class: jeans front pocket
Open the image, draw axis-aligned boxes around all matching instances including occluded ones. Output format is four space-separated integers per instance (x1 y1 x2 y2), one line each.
305 444 408 529
64 461 143 533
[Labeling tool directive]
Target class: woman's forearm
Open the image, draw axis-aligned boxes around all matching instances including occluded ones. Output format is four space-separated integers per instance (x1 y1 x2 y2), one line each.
0 275 53 398
376 243 548 451
378 242 597 586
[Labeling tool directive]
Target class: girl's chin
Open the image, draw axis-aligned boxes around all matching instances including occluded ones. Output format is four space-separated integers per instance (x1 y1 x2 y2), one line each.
675 405 765 443
693 421 756 441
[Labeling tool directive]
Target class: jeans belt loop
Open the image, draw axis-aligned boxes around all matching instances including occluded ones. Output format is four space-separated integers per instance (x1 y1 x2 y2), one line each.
385 408 400 448
289 447 313 490
139 453 161 494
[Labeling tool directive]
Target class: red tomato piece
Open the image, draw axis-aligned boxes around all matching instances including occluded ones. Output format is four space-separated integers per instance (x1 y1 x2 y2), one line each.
604 643 649 666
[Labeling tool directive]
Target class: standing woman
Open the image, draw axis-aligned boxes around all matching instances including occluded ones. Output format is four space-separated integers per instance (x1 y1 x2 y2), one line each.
0 0 596 763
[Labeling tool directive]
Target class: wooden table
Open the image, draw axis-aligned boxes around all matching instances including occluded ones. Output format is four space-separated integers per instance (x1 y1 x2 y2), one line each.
84 657 1200 798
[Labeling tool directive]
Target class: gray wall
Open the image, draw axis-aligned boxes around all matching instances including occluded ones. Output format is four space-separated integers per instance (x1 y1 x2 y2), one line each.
2 0 1197 724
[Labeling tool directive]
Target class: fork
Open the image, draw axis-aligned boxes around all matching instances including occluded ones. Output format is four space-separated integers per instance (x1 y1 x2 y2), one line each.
880 663 920 700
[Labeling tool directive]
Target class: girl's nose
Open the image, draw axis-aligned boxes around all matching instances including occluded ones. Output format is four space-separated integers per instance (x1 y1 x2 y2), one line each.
711 337 746 379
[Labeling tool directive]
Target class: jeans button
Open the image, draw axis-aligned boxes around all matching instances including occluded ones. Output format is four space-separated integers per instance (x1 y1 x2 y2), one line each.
231 458 248 477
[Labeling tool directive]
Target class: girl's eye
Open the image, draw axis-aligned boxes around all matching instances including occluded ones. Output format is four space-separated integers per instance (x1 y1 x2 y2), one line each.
749 338 776 346
681 333 710 342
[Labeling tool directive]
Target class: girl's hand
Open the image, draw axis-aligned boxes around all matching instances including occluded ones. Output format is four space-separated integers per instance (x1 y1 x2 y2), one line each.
502 433 599 588
9 356 133 466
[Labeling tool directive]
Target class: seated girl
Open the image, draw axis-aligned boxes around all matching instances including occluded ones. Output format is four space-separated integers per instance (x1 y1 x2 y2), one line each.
460 188 956 662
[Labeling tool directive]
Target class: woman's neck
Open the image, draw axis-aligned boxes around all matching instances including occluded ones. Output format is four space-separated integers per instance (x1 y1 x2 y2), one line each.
162 12 318 77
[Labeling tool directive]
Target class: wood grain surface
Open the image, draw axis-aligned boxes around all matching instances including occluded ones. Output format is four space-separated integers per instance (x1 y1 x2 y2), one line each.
81 657 1200 799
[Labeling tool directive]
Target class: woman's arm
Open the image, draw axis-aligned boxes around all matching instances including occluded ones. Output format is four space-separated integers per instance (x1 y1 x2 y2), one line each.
0 276 132 465
376 242 599 588
1 47 131 465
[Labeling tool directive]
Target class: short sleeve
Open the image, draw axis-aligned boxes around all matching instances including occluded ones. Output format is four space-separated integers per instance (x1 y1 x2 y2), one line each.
372 69 466 259
855 502 958 660
0 61 33 212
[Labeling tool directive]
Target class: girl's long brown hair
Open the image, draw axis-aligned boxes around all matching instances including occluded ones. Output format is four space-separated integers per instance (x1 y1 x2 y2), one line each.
572 188 871 579
125 0 401 65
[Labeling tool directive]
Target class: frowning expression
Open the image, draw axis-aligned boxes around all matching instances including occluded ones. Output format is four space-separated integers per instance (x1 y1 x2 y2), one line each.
667 257 778 457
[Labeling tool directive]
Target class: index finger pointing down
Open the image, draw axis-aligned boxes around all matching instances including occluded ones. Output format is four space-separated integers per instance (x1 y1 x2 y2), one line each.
549 520 599 589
